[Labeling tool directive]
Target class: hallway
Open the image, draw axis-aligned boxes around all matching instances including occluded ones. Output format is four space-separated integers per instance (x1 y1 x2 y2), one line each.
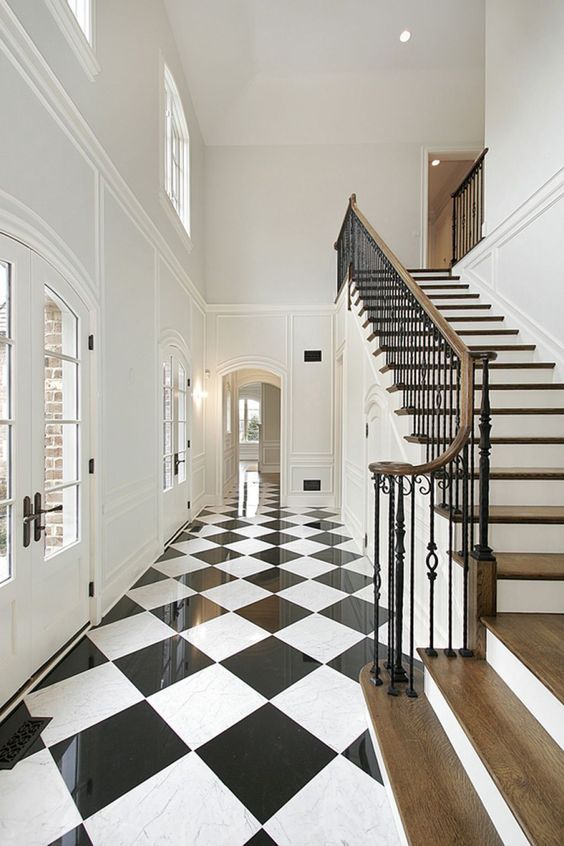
0 466 399 845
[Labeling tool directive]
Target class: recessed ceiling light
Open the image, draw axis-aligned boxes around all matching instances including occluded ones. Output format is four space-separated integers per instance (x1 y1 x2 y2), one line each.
399 30 411 43
431 159 441 167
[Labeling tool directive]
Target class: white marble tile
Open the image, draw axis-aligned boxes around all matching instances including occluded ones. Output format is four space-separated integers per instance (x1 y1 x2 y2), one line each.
127 578 195 610
196 513 232 524
280 539 327 556
224 538 271 556
149 664 266 749
354 584 374 604
334 538 363 554
201 580 271 611
172 537 217 554
272 665 366 752
279 557 337 579
215 556 272 578
88 612 173 660
281 524 320 539
278 580 348 612
265 755 400 846
281 513 316 524
240 514 274 525
230 524 272 538
0 749 82 846
153 554 208 579
275 614 364 663
25 662 143 746
182 612 269 662
343 556 374 577
85 752 260 846
195 523 229 537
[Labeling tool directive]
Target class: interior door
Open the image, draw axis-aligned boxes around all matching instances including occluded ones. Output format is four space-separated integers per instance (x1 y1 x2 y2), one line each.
0 238 91 706
162 345 190 541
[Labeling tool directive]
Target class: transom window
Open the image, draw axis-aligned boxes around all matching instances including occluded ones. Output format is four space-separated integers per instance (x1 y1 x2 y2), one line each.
66 0 92 42
164 67 190 235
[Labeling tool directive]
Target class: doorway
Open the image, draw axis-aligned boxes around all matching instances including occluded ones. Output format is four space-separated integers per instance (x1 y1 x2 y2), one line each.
0 236 92 706
161 343 191 543
425 150 479 268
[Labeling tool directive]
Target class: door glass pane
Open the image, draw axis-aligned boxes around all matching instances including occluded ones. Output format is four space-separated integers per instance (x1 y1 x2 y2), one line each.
44 357 78 421
0 262 10 338
44 287 77 358
0 342 10 419
44 486 78 558
0 505 10 584
0 424 11 501
163 456 173 491
45 424 78 488
178 451 186 483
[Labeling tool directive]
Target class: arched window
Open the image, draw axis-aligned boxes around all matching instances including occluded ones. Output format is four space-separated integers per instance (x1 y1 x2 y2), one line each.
164 66 191 235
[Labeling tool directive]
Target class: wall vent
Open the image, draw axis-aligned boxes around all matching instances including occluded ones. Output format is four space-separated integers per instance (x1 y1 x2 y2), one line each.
304 350 322 362
303 479 321 491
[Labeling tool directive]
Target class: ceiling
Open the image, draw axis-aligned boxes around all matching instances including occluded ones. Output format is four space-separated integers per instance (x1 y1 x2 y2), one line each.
165 0 486 146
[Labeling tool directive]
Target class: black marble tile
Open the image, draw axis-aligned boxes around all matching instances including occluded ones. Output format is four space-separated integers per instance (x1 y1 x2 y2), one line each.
342 730 383 784
151 595 227 632
314 569 372 594
307 532 352 547
311 548 362 566
306 510 339 519
186 522 205 533
176 567 237 592
222 636 319 699
202 531 244 546
321 595 384 635
245 569 305 593
155 546 187 564
131 567 168 589
236 595 311 634
191 547 243 566
198 703 335 823
114 635 214 696
259 510 294 519
244 829 278 846
0 702 45 762
259 520 294 531
49 824 93 846
258 532 297 547
171 531 196 544
250 547 301 566
50 701 189 819
327 637 386 682
99 595 145 627
35 638 108 690
304 520 344 531
214 519 249 530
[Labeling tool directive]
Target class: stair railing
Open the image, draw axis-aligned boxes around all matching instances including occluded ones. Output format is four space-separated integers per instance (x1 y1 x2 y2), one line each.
451 148 488 265
335 195 496 697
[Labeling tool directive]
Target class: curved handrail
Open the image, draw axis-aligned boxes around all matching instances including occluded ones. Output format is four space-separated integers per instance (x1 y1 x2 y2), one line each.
336 194 496 478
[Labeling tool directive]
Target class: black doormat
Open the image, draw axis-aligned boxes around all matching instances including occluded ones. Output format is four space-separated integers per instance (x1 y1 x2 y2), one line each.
0 714 51 770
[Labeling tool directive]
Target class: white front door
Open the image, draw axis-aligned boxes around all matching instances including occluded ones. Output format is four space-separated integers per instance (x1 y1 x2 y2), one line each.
162 345 191 541
0 237 91 706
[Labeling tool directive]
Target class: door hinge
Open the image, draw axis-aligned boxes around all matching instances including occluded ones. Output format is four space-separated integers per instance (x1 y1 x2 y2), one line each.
187 500 191 510
187 378 191 388
88 458 95 474
187 440 191 449
365 422 369 438
88 581 95 598
364 532 368 547
88 334 94 351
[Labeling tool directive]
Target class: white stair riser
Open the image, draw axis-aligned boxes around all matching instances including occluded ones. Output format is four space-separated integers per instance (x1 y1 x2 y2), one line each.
476 369 556 385
497 579 564 614
488 524 564 553
485 479 564 506
486 630 564 748
432 390 564 409
486 416 564 437
489 443 564 467
424 673 529 846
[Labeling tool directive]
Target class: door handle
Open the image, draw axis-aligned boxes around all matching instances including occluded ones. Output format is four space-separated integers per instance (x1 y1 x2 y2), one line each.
23 493 63 543
174 454 186 475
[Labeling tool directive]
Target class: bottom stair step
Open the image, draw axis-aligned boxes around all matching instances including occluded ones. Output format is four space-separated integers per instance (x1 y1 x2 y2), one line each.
420 651 564 846
359 665 502 845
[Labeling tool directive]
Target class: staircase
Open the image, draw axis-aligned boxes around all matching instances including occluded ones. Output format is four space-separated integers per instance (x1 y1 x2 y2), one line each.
335 197 564 845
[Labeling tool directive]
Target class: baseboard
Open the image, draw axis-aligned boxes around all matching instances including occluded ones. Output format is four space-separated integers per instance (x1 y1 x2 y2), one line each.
99 537 161 624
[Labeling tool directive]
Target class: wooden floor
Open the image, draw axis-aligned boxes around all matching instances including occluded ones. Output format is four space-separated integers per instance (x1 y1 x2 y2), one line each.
360 665 502 846
482 613 564 703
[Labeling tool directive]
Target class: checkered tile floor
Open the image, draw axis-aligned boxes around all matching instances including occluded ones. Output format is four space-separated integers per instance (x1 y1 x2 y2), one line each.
0 468 400 845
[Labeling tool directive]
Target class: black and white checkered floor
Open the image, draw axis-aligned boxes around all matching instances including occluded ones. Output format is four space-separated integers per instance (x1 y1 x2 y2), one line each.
0 468 400 845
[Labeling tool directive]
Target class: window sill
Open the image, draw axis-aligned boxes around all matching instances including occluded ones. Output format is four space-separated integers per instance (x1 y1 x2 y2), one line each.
159 191 193 254
44 0 100 81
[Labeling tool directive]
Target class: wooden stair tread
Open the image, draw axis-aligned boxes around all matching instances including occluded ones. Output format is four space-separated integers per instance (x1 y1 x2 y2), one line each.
484 467 564 479
397 406 564 416
481 613 564 703
420 283 470 290
382 361 555 372
437 504 564 524
359 665 502 846
420 652 564 846
453 550 564 581
447 315 505 322
491 436 564 443
389 383 564 393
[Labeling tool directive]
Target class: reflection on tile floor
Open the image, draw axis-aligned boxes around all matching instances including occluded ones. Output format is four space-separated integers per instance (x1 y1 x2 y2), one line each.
0 466 400 845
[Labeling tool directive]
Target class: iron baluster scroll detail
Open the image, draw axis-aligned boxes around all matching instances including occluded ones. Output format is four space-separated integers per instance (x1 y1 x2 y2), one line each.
334 194 497 696
451 149 488 265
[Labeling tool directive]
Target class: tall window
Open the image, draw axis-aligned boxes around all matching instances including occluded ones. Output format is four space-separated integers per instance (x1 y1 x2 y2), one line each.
239 398 260 443
164 67 190 235
66 0 92 42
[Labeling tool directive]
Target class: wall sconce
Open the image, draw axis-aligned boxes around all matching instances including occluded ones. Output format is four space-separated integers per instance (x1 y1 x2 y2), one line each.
195 369 211 401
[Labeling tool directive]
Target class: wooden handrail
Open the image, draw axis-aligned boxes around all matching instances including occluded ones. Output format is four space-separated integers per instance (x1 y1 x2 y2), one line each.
451 148 488 199
336 195 496 478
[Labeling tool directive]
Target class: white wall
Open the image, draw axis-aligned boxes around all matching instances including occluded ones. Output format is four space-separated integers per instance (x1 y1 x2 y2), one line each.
0 0 207 618
484 0 564 231
260 383 281 473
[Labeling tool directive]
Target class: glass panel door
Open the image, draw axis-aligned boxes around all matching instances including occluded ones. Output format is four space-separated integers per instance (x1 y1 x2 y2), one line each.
0 262 13 584
161 345 190 542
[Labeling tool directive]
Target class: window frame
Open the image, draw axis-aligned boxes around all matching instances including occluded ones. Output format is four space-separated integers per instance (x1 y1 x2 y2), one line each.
43 0 100 81
161 64 192 244
239 397 261 444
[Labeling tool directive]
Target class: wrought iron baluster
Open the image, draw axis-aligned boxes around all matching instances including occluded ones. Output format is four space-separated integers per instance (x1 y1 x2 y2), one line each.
371 474 383 685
